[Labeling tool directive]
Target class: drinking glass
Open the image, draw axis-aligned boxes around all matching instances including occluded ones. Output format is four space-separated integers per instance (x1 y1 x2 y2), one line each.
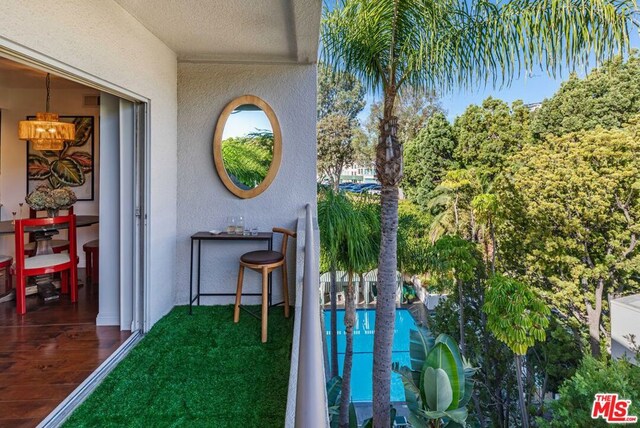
226 216 236 234
251 227 259 236
18 203 24 219
235 216 244 235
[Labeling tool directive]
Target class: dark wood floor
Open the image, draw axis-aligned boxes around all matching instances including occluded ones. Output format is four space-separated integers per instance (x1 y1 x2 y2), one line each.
0 273 131 428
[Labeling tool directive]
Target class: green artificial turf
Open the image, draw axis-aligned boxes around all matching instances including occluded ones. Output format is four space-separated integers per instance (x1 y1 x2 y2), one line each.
64 305 294 428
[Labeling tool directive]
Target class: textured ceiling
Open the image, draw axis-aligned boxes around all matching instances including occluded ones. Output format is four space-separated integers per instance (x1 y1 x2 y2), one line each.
114 0 321 63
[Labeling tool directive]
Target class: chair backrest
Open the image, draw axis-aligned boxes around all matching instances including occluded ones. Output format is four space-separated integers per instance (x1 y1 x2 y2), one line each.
272 227 296 255
29 206 74 218
15 214 77 269
28 206 74 242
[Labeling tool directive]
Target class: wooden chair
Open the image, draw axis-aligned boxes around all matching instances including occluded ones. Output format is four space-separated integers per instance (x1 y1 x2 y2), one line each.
14 214 78 315
234 227 296 342
83 239 99 285
24 207 73 257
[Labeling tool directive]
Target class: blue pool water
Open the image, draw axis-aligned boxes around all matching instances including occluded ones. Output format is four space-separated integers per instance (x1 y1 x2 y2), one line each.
324 308 417 402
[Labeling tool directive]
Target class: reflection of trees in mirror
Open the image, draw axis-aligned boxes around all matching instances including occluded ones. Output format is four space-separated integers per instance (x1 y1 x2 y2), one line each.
221 130 274 189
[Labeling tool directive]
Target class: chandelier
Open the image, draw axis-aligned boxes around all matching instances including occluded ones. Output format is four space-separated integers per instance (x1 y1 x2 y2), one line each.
17 73 75 151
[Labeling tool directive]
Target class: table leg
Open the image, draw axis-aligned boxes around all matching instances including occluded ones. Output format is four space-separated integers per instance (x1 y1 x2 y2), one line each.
268 237 273 308
197 240 202 306
189 238 194 315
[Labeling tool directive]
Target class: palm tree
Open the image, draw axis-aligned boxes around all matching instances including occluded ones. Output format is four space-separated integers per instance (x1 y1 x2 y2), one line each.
322 1 634 424
319 190 379 427
318 189 352 379
337 196 379 427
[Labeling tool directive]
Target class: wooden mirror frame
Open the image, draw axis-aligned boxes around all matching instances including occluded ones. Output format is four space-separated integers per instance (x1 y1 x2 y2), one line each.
213 95 282 199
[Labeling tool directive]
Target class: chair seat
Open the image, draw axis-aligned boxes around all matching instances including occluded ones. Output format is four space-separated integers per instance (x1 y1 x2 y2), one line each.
83 239 99 250
25 240 70 251
24 253 70 270
0 255 12 264
240 250 284 265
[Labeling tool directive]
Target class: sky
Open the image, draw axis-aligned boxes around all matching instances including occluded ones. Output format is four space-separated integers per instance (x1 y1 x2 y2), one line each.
222 109 272 140
356 31 640 123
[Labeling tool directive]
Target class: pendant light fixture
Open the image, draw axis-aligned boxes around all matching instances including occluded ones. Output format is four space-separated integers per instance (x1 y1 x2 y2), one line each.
17 73 75 151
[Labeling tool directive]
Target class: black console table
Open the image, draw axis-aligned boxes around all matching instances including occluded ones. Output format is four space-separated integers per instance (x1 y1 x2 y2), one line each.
189 231 274 314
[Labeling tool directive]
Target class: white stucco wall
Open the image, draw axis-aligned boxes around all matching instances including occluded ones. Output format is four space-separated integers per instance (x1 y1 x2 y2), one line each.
0 86 100 265
611 294 640 365
0 0 178 326
176 63 317 305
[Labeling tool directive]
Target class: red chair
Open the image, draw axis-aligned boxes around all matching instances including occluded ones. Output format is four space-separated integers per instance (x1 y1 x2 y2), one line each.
83 239 99 285
0 255 13 295
14 214 78 315
24 207 73 257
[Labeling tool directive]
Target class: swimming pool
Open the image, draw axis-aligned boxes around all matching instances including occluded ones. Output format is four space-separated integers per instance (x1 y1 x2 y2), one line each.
324 308 417 402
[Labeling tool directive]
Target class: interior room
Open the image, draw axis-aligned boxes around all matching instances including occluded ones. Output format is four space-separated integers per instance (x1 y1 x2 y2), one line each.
0 56 137 425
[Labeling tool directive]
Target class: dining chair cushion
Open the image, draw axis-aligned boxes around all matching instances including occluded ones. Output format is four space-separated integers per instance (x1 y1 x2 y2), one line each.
0 254 12 264
240 250 284 265
24 253 70 270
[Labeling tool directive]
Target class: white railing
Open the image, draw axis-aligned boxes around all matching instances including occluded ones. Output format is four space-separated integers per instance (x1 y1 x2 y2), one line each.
285 204 329 428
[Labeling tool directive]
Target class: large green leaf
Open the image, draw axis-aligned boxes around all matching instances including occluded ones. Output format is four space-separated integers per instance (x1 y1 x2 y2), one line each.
27 155 51 179
349 402 358 428
409 326 435 373
326 376 342 407
51 159 85 186
392 362 422 413
424 334 465 410
444 407 469 425
423 367 453 412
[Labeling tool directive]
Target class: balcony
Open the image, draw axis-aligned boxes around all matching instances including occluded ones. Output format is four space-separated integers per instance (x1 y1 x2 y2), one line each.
64 305 294 426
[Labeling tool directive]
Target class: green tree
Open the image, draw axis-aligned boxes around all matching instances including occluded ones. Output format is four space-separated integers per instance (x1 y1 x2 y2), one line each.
318 114 356 190
404 112 457 206
484 275 551 428
429 235 482 354
397 200 432 276
508 124 640 357
428 168 482 242
318 64 366 121
454 98 532 183
221 131 274 188
322 0 633 423
317 66 366 190
537 356 640 427
532 53 640 137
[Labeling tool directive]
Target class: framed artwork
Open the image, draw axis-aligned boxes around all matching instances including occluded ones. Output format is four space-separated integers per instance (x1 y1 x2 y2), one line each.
26 116 95 201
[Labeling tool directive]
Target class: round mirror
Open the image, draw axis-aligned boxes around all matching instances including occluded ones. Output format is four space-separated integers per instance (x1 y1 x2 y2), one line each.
213 95 282 199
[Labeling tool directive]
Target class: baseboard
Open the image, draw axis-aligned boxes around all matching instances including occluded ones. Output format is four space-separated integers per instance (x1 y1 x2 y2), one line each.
37 331 143 428
96 313 120 326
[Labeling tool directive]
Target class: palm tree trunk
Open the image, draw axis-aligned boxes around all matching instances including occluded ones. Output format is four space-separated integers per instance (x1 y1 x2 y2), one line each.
330 266 339 378
373 112 402 427
515 354 529 428
339 273 356 427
